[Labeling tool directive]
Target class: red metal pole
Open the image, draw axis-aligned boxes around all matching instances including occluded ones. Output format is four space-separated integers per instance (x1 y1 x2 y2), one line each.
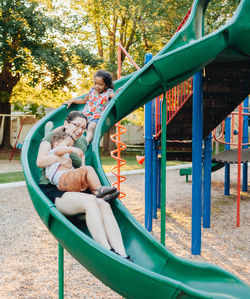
9 117 26 161
117 45 122 78
222 120 224 140
155 97 159 135
174 87 177 114
116 45 122 192
118 43 140 70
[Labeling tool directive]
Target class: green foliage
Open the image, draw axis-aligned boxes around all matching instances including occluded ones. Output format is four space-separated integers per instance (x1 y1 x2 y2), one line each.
204 0 240 34
1 0 242 116
10 77 73 108
12 101 45 119
0 0 101 95
122 107 144 126
70 0 193 77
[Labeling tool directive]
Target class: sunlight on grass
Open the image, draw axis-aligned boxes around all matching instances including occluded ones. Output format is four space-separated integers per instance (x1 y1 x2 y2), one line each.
0 171 24 183
101 155 189 173
0 155 189 183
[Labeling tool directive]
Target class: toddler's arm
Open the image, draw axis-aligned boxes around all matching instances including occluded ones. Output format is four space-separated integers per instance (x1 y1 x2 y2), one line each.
63 94 89 108
54 146 83 158
37 141 73 169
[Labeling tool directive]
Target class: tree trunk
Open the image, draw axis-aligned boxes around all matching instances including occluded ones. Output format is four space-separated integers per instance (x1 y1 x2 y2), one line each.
0 96 11 149
0 62 20 148
101 126 116 155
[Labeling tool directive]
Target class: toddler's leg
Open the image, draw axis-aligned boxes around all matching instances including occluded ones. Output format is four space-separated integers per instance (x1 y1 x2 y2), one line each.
83 166 117 197
86 121 97 144
58 166 116 197
58 168 89 192
58 166 102 192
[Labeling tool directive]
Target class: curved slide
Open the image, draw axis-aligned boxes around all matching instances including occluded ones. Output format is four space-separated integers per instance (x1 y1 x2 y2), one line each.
22 1 250 298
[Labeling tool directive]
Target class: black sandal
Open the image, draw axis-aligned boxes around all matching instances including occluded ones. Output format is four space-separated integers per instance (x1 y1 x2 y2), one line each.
95 186 117 198
102 190 120 203
110 248 133 262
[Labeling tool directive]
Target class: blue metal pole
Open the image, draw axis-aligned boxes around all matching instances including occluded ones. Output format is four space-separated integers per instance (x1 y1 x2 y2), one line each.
192 71 203 255
157 142 161 209
242 97 249 192
144 52 154 231
203 133 212 228
58 243 64 299
224 116 231 195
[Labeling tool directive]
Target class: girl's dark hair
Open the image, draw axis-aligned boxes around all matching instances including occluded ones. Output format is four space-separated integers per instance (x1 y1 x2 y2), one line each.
94 70 114 89
65 111 87 123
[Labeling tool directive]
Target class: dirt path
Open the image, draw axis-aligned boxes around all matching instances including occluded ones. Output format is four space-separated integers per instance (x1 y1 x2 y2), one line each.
0 162 249 298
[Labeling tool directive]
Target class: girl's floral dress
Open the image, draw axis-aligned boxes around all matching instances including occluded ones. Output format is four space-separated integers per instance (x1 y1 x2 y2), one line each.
83 87 113 122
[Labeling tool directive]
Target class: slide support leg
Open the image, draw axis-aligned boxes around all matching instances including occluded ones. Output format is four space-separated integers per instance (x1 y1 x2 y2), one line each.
192 71 203 255
59 243 64 299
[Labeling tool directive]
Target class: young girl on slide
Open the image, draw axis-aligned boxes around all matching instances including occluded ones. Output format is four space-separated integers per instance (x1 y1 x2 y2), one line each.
64 70 117 145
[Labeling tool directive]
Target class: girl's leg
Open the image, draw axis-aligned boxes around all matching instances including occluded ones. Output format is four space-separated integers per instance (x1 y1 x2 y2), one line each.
96 198 127 257
55 192 111 249
86 121 97 144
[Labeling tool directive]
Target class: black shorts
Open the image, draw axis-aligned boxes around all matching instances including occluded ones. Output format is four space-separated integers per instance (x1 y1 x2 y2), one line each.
39 183 91 204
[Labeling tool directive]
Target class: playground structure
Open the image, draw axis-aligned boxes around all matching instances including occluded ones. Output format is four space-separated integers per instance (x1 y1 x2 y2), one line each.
21 1 250 298
0 113 36 161
213 98 249 226
124 11 250 250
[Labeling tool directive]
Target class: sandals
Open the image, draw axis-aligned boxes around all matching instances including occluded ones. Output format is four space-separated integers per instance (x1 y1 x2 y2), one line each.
94 186 117 198
102 190 120 204
110 248 133 262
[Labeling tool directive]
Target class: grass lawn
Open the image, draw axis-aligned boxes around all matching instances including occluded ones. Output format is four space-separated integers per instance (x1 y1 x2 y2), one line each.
0 154 189 184
0 171 25 183
101 155 189 173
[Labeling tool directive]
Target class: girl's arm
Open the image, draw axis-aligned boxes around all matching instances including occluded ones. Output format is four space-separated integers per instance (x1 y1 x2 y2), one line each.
63 94 89 108
36 140 72 169
109 88 122 99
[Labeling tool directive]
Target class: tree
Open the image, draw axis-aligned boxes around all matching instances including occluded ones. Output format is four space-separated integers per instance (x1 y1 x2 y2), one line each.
68 0 192 153
204 0 240 34
0 0 101 148
74 0 192 76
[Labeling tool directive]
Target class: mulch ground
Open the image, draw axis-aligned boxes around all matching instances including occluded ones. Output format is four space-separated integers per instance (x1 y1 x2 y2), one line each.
0 154 249 298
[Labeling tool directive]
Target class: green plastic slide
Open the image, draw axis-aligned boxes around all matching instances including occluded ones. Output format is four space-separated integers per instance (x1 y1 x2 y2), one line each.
22 1 250 298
